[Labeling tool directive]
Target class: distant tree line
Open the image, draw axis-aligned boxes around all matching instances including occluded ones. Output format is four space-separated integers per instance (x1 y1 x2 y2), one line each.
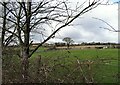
54 42 119 47
55 43 66 47
7 42 119 47
80 42 119 45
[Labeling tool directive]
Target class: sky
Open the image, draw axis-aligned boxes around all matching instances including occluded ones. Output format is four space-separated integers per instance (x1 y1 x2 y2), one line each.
33 0 118 44
0 0 118 44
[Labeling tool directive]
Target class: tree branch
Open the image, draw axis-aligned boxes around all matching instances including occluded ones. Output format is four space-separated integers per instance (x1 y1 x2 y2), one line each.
92 17 119 32
29 1 100 57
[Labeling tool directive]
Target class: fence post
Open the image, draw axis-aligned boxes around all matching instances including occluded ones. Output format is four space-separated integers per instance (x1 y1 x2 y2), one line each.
36 55 41 82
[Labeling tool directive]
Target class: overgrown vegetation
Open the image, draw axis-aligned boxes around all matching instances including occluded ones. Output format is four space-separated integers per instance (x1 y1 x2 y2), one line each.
2 47 118 84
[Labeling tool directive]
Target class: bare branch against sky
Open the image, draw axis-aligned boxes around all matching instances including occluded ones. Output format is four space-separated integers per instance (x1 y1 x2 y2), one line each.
0 0 118 44
32 0 118 44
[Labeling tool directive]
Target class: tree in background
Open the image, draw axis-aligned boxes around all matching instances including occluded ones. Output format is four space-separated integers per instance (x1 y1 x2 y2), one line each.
63 37 74 49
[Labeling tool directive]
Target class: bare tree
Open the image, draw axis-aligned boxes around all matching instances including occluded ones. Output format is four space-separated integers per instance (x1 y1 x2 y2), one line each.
63 37 74 49
0 0 106 83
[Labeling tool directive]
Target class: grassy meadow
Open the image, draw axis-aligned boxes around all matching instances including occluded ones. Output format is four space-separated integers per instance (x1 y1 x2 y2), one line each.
2 46 119 83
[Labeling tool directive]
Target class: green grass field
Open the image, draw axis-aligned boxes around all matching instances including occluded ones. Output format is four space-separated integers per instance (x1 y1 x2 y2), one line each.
30 48 118 83
2 47 119 83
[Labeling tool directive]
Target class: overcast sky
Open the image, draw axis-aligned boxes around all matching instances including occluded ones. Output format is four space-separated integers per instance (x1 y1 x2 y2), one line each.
32 0 118 44
0 0 118 44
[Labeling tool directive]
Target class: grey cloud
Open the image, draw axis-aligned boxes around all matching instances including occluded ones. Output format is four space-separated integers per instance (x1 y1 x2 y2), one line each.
32 3 118 43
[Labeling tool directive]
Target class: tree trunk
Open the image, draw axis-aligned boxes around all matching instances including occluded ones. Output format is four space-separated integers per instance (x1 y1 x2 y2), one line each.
67 43 70 49
21 47 29 83
1 2 7 49
21 57 29 83
21 1 31 83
